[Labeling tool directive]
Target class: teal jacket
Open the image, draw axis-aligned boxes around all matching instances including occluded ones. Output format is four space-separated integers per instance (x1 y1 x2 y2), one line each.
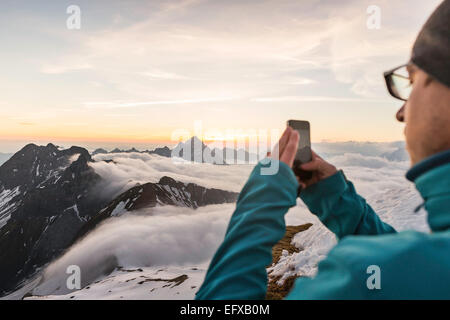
195 150 450 299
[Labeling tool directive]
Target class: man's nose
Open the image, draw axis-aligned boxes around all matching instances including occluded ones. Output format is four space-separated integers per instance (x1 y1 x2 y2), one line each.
396 104 405 122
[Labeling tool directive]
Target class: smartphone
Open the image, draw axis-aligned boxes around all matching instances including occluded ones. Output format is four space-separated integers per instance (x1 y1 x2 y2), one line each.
287 120 312 180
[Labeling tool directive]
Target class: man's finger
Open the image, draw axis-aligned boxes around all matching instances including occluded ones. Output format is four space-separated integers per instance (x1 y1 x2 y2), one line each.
278 126 293 156
280 130 299 167
271 128 291 159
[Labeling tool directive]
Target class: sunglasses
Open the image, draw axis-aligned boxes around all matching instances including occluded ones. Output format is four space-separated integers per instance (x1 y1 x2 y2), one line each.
383 63 413 101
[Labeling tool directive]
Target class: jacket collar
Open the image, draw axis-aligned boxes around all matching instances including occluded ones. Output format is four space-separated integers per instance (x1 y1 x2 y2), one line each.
406 149 450 182
406 149 450 232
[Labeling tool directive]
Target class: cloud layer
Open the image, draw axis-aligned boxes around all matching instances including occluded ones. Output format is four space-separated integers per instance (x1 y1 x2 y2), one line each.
33 204 233 295
91 152 253 197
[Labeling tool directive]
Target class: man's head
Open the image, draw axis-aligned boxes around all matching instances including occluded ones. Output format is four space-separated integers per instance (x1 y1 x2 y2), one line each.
394 0 450 165
396 64 450 165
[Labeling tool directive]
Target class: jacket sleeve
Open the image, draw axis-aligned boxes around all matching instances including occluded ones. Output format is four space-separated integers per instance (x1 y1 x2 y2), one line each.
285 243 366 300
195 159 298 300
299 170 396 239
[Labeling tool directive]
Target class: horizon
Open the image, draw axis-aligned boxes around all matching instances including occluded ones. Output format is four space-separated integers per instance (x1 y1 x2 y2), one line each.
0 136 406 154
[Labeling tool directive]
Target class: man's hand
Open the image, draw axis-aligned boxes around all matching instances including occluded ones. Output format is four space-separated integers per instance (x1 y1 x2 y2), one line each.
297 150 337 189
268 126 300 168
268 127 337 190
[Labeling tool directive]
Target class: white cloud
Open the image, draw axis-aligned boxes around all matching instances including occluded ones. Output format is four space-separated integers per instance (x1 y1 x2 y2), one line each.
90 152 253 197
313 141 403 157
251 96 387 103
83 97 237 109
327 0 442 97
138 70 196 80
40 55 93 74
32 204 235 295
36 0 425 101
328 153 407 169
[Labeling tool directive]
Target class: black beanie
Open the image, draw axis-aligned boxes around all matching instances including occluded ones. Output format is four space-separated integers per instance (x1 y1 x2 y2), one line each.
411 0 450 88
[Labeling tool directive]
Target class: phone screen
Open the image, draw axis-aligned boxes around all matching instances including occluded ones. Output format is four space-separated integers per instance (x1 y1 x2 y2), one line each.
287 120 312 181
287 120 311 163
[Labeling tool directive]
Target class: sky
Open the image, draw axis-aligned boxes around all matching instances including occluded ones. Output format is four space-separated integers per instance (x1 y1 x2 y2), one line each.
0 0 443 152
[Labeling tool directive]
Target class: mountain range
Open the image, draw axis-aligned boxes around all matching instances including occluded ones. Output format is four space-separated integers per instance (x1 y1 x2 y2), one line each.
92 137 408 164
93 146 172 158
93 136 255 165
0 142 239 296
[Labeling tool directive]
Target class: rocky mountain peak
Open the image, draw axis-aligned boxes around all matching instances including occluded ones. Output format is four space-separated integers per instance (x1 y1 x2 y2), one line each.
0 144 92 191
0 144 105 294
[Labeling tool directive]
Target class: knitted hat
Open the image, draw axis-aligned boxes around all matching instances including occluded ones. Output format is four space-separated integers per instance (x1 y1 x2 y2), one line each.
411 0 450 88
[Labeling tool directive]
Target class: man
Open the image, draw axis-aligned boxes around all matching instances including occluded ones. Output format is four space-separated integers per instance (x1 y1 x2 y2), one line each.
196 0 450 299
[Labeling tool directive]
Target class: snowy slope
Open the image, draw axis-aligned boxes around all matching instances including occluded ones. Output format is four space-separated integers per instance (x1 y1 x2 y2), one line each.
26 265 208 300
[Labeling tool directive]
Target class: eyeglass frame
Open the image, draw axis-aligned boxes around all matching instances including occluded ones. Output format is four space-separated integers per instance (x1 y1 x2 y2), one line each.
383 63 411 101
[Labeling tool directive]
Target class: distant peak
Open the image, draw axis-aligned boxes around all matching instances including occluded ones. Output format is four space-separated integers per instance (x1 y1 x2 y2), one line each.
92 148 108 155
159 176 177 185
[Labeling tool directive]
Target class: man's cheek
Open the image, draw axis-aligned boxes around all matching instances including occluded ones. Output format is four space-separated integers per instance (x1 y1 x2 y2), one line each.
405 94 422 126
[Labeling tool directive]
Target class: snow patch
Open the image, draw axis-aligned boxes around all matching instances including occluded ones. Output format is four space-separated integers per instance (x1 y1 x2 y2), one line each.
0 186 21 229
26 264 207 300
111 201 127 217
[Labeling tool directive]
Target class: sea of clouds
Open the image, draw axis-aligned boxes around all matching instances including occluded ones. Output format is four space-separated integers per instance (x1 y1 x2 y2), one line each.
30 141 430 296
90 152 254 198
